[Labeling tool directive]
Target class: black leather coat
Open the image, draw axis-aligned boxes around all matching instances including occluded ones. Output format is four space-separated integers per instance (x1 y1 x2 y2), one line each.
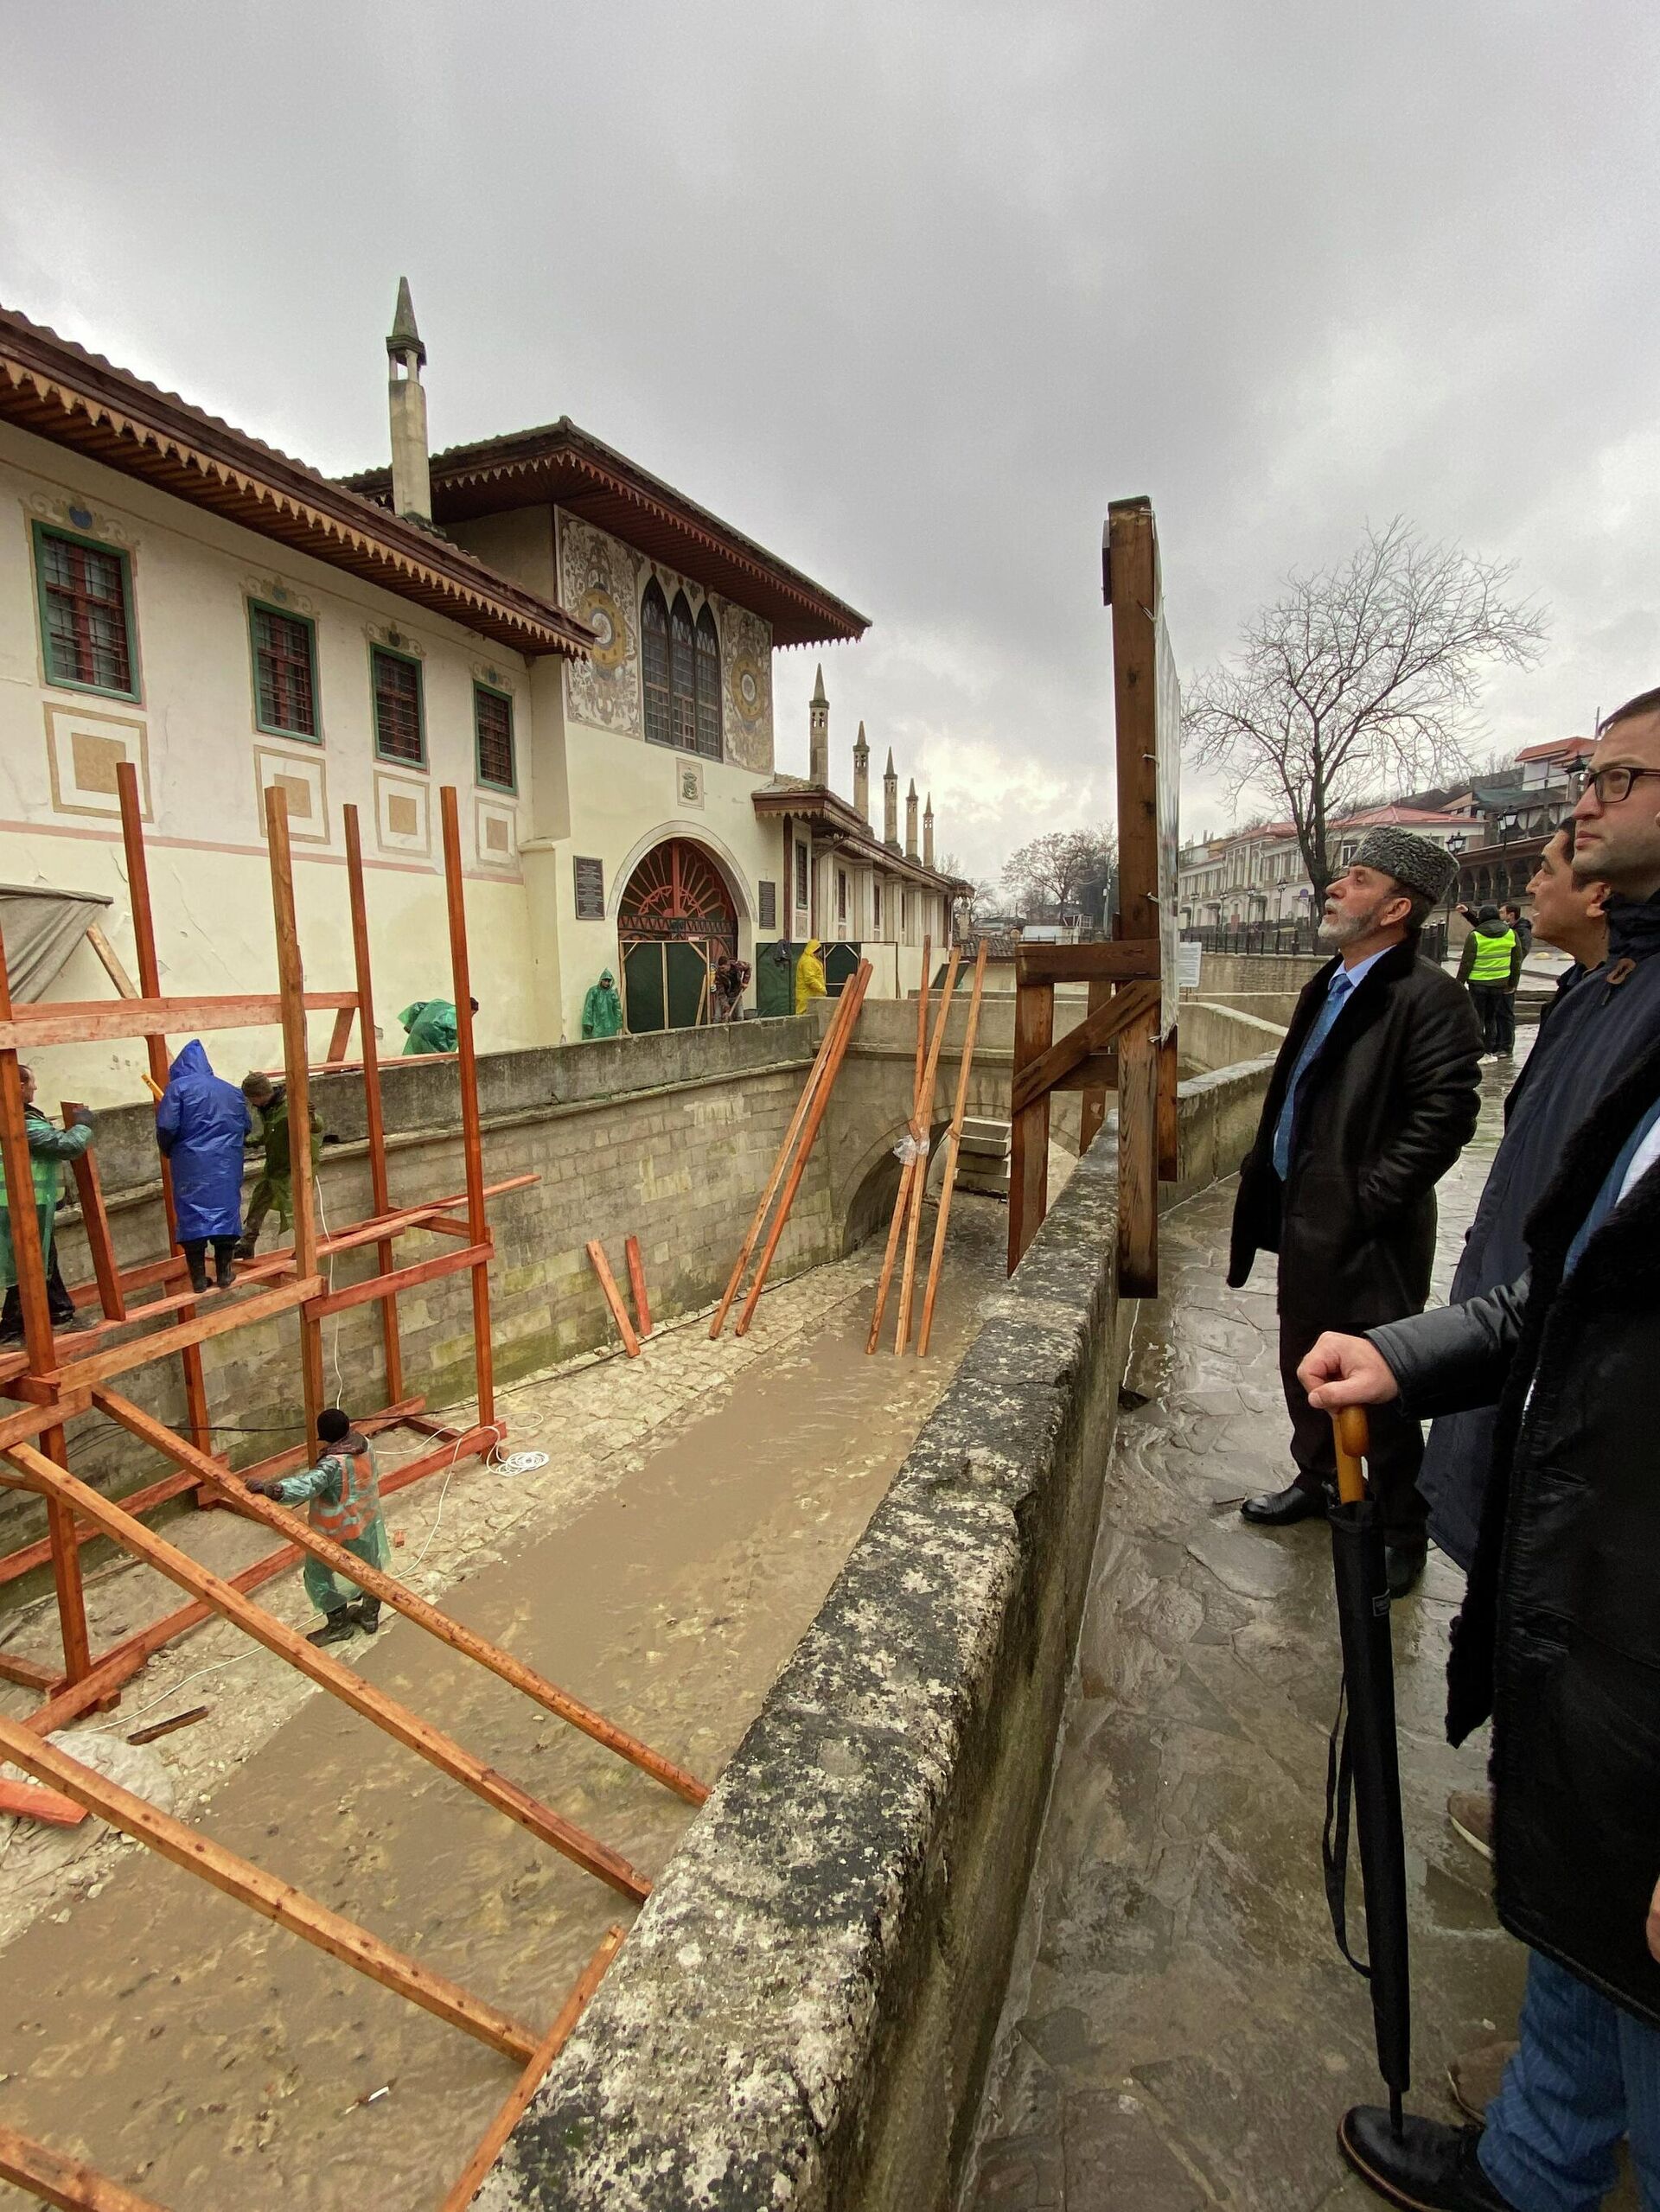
1370 1041 1660 2027
1227 937 1483 1332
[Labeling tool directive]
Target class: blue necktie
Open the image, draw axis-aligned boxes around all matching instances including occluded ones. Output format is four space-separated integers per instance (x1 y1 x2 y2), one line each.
1273 971 1354 1181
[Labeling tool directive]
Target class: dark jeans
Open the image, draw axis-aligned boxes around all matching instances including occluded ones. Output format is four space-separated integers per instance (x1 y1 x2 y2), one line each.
1468 983 1516 1055
1278 1315 1429 1550
0 1246 77 1336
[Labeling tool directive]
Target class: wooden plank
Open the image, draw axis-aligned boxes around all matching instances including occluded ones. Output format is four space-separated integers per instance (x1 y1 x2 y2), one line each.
0 1712 540 2062
896 948 961 1353
866 952 935 1354
1076 979 1111 1155
265 785 316 1288
625 1235 652 1338
438 1925 627 2212
0 2121 171 2211
586 1242 641 1358
0 1776 87 1826
441 786 495 1433
737 961 872 1337
0 1648 57 1691
1117 1001 1160 1297
1009 981 1159 1117
1157 1025 1181 1182
0 1393 91 1453
1107 500 1161 941
1006 978 1054 1275
308 1241 492 1321
61 1100 126 1320
0 991 357 1049
1013 938 1161 983
917 946 989 1357
323 1004 355 1064
0 1468 196 1590
1051 1051 1120 1092
83 919 140 998
5 1440 651 1903
93 1389 709 1807
53 1276 323 1391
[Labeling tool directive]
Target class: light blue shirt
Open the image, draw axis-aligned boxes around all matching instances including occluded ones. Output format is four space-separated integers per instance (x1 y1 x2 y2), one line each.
1272 949 1389 1180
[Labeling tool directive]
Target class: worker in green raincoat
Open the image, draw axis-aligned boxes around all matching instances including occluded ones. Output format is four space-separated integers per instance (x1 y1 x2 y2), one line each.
581 968 622 1039
1 1066 94 1343
235 1072 324 1260
247 1406 389 1645
399 997 477 1055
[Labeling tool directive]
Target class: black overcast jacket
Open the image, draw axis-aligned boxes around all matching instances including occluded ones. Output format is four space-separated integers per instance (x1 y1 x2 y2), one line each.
1227 936 1483 1333
1371 1039 1660 2028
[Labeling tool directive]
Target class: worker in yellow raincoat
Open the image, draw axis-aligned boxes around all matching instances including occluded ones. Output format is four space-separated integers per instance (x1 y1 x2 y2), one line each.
794 939 827 1016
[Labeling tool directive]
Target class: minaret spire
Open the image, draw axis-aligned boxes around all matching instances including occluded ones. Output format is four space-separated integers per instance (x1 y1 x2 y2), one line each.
852 720 870 823
808 663 829 786
386 277 431 523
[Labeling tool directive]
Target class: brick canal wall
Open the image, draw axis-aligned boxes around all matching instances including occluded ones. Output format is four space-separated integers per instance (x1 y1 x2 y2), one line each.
477 1051 1275 2212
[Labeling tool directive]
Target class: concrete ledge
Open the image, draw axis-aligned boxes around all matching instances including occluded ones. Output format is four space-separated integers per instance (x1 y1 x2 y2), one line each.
479 1056 1276 2212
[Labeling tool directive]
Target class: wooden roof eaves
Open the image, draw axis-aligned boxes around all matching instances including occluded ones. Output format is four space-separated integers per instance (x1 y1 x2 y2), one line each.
0 346 594 660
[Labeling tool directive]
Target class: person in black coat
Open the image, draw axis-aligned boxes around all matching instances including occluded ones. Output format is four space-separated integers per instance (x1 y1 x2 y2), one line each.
1300 1034 1660 2212
1228 826 1481 1597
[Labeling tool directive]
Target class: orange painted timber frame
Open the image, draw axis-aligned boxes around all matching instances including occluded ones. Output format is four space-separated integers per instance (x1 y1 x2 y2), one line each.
1006 495 1178 1294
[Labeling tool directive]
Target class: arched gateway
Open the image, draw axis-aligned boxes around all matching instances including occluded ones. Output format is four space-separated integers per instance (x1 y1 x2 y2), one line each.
617 838 739 1031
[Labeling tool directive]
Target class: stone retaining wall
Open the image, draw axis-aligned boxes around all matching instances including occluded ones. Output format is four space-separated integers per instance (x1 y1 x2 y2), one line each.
477 1054 1275 2212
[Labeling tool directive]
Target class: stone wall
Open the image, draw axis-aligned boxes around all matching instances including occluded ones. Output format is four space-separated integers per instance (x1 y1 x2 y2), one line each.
476 1053 1276 2212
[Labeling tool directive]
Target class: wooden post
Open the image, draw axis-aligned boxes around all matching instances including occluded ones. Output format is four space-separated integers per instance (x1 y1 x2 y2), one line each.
265 785 322 1454
4 1439 649 1903
1117 1000 1159 1297
624 1235 652 1338
865 948 936 1353
1077 976 1112 1156
437 1924 626 2212
711 986 852 1338
344 803 405 1403
586 1242 642 1358
91 1389 708 1806
60 1100 125 1321
736 960 872 1336
441 787 495 1435
0 1711 540 2062
0 2122 172 2212
895 948 961 1352
1006 977 1055 1273
917 945 989 1356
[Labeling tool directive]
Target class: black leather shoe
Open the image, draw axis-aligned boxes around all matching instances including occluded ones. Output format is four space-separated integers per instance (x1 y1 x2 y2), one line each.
1239 1482 1324 1527
1386 1546 1427 1600
1338 2107 1516 2209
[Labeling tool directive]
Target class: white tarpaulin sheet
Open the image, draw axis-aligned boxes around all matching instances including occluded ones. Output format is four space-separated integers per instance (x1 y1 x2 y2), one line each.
0 883 112 1002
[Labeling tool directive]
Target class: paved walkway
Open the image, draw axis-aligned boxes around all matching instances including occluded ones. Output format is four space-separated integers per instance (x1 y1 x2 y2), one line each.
968 1053 1634 2210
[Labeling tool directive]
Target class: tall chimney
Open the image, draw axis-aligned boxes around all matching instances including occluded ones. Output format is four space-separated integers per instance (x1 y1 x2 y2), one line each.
923 793 935 870
809 663 829 787
853 721 870 822
883 749 899 850
386 277 431 524
905 781 920 863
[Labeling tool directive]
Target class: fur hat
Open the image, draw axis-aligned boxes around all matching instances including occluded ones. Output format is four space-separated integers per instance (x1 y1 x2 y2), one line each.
1353 826 1459 906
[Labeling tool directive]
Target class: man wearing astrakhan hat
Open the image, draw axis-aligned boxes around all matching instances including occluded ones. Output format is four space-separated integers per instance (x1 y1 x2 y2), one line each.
1226 827 1482 1597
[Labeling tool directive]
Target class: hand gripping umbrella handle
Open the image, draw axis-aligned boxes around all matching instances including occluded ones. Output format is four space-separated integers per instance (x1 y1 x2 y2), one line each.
1331 1406 1370 1506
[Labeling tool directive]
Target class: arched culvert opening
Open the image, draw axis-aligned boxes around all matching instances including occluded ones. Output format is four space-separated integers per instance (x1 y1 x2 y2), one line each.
841 1118 953 1255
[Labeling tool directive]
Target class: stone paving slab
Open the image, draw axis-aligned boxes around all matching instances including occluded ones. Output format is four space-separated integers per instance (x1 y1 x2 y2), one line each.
967 1061 1638 2210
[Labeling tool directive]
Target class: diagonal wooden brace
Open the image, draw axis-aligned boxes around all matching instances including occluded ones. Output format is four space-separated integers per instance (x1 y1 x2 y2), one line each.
1009 979 1161 1116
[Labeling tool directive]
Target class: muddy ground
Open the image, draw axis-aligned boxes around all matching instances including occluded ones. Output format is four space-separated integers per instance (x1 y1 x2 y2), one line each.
0 1189 1015 2211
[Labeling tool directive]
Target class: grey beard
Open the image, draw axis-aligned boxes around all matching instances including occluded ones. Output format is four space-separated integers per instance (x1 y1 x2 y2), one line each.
1318 905 1377 947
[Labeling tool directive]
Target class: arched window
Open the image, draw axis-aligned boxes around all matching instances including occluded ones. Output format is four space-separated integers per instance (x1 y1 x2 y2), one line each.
642 582 670 748
669 591 697 751
694 603 722 761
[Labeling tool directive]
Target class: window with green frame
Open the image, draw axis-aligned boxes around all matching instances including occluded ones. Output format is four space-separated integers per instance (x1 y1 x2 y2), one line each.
34 523 138 698
473 683 516 790
371 645 425 765
249 602 319 739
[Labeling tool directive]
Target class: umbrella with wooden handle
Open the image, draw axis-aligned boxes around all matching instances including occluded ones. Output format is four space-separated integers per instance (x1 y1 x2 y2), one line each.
1325 1404 1412 2143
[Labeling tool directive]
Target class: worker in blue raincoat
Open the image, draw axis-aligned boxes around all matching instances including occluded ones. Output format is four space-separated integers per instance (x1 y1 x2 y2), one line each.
155 1040 251 1293
247 1406 390 1645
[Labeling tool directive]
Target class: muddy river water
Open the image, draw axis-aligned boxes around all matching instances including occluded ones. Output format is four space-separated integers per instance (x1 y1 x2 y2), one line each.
0 1194 1012 2210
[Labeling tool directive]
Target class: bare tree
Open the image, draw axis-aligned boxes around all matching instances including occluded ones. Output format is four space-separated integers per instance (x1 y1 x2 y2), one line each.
1184 520 1546 903
1000 827 1118 918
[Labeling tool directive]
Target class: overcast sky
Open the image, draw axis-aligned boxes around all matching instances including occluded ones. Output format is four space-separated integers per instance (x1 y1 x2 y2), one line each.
3 2 1656 881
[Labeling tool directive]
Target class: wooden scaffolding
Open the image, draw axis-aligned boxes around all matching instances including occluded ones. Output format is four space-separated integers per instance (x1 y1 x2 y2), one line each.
0 765 706 2206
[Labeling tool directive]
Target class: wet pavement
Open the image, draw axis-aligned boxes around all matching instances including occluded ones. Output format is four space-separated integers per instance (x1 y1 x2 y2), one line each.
0 1195 1012 2211
967 1048 1638 2211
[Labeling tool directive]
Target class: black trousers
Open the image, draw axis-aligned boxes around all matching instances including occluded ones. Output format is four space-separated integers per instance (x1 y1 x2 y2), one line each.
1 1246 77 1335
1278 1315 1428 1550
1468 984 1515 1055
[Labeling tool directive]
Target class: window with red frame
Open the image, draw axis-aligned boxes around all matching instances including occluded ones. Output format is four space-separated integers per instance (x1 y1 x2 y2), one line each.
38 528 134 694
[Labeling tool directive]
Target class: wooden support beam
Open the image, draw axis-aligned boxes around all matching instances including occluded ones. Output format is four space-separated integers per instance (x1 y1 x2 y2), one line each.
1076 979 1112 1156
895 948 961 1353
586 1243 641 1358
0 2120 171 2211
917 946 989 1357
343 802 405 1406
60 1100 126 1320
1012 938 1161 982
83 919 139 999
867 953 934 1355
441 786 495 1434
737 961 872 1337
0 991 358 1049
1009 981 1159 1117
438 1925 627 2212
93 1389 708 1807
307 1241 492 1321
0 1776 87 1826
1006 978 1054 1275
4 1440 650 1903
624 1235 652 1339
1118 999 1160 1297
0 1648 57 1692
0 1712 541 2062
323 1004 355 1064
53 1276 323 1391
